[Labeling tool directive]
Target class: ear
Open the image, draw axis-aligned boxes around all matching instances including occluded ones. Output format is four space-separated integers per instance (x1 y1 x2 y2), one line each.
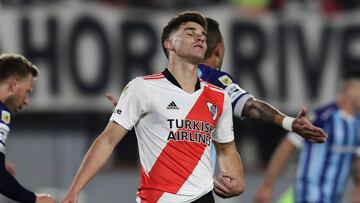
7 77 18 93
214 45 221 57
164 39 173 50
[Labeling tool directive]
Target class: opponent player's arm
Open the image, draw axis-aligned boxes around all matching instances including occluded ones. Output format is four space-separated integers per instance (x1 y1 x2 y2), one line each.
242 98 326 143
62 122 128 203
0 153 37 202
213 141 244 198
254 137 295 203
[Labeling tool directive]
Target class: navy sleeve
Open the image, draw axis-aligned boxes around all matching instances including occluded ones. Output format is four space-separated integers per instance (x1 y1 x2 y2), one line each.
0 153 36 203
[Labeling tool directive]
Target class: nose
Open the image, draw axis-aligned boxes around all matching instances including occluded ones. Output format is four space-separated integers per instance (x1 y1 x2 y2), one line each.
196 33 205 43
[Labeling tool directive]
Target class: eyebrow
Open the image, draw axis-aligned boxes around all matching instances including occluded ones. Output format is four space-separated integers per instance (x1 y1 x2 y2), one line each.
184 27 206 36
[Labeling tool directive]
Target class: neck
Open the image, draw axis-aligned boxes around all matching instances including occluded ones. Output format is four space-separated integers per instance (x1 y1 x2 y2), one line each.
202 58 218 69
167 56 199 93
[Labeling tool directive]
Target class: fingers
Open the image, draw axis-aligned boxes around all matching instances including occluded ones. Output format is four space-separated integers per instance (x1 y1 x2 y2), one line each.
293 115 328 143
105 93 118 107
213 176 231 194
296 108 308 118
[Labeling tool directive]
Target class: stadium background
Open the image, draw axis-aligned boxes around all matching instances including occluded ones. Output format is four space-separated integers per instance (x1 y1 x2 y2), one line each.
0 0 359 202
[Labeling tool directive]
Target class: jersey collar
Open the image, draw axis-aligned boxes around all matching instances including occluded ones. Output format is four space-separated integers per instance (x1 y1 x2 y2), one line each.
162 68 201 91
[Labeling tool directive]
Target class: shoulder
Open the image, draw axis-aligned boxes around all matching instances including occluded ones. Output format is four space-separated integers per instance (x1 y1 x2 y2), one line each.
308 102 338 124
141 72 164 80
202 80 225 93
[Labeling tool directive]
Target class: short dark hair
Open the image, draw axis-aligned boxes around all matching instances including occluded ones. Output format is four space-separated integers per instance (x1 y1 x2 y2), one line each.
0 53 38 83
161 11 207 59
342 70 360 80
204 17 222 59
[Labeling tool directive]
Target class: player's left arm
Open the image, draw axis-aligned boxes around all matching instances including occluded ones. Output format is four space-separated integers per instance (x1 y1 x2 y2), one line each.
213 140 244 198
242 98 327 143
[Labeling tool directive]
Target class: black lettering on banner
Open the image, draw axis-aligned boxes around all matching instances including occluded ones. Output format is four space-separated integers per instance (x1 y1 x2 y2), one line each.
69 16 111 94
341 25 360 74
277 23 288 99
120 21 158 87
231 21 267 97
292 24 332 100
21 16 59 94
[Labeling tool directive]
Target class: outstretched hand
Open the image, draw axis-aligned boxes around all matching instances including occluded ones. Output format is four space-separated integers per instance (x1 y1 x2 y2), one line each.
61 192 78 203
35 194 55 203
105 93 118 107
292 108 327 143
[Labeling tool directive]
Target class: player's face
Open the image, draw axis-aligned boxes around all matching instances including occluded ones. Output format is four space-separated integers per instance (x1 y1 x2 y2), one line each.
170 22 207 63
5 74 34 114
350 79 360 112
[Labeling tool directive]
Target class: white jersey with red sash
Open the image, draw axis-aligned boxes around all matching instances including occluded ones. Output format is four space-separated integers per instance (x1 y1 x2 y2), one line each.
110 70 234 203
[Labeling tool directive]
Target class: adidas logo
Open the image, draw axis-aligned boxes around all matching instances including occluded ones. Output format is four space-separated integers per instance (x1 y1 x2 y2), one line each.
166 101 179 110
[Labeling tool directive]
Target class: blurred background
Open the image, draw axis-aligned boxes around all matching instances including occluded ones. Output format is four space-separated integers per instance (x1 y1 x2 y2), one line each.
1 0 360 202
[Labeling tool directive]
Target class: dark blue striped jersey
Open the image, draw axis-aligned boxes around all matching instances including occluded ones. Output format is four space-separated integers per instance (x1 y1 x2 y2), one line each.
198 64 253 117
0 102 11 154
287 102 360 203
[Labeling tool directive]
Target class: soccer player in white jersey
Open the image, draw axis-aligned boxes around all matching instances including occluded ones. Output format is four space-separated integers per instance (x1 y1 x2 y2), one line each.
0 54 55 203
62 11 244 203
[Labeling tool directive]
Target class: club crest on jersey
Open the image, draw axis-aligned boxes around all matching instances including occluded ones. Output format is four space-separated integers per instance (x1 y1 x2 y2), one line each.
206 102 217 120
218 75 233 86
1 111 10 124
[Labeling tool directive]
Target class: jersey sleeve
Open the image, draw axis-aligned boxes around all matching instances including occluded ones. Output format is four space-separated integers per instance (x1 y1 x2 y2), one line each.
110 77 150 130
214 72 253 119
212 93 235 143
0 109 11 154
224 83 253 119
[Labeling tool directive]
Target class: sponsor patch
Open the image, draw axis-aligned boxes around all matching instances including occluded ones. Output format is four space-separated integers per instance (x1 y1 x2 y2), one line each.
1 111 10 124
218 75 233 86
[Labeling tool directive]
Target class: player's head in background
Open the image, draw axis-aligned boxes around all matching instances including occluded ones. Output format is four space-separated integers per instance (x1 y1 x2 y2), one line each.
338 71 360 114
0 54 38 114
202 17 225 70
161 11 207 64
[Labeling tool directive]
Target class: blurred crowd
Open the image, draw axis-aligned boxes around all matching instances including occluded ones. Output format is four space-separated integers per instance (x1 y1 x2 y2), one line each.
1 0 360 16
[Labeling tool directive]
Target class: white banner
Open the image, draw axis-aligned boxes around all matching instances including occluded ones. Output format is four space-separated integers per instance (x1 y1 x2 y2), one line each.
0 4 359 112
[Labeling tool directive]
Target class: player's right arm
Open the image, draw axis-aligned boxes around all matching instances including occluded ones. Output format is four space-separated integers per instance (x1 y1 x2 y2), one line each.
254 135 298 203
63 78 149 203
61 122 128 203
0 153 55 203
